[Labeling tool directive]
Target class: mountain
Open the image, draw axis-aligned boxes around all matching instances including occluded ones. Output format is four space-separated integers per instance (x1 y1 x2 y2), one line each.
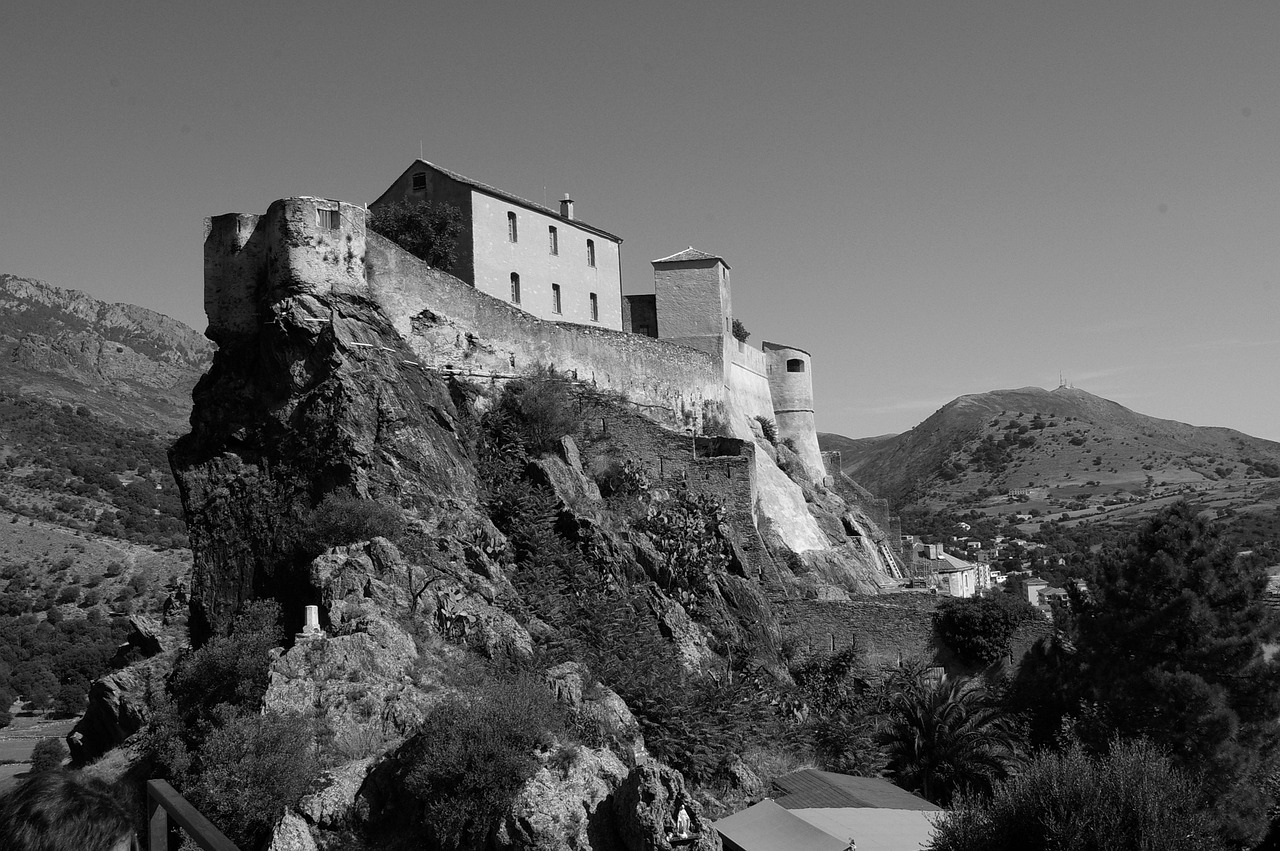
0 274 213 435
820 386 1280 526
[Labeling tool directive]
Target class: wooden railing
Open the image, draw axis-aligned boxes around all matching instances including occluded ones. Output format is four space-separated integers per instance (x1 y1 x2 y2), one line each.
146 780 240 851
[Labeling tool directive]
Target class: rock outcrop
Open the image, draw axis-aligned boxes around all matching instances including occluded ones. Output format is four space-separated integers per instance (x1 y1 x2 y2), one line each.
168 203 911 849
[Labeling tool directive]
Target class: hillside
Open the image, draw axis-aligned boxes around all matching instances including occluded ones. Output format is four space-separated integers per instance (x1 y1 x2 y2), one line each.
0 276 201 749
0 274 213 435
821 386 1280 531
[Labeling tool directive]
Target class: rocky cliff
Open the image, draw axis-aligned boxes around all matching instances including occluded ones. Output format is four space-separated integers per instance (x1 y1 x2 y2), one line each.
167 217 907 848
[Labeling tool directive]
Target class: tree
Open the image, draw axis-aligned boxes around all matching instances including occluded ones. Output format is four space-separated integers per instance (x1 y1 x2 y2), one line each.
880 675 1022 806
29 737 67 773
368 199 464 271
786 646 882 774
731 318 750 343
1012 501 1280 845
929 738 1218 851
932 594 1035 670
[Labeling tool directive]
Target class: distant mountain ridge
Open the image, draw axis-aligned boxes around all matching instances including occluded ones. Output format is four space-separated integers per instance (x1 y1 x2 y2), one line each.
0 274 212 434
820 385 1280 511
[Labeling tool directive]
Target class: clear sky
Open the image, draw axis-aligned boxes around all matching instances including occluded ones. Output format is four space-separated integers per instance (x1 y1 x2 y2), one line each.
3 1 1278 441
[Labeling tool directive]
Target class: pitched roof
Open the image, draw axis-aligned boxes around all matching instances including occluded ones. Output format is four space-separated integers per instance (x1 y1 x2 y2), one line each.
789 807 940 851
713 800 847 851
771 770 940 811
652 247 729 267
390 159 622 243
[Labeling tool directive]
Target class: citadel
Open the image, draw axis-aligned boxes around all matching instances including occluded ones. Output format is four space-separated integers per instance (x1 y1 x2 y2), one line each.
204 158 889 568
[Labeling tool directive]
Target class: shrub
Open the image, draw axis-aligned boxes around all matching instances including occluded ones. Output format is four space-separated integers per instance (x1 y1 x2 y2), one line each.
160 600 284 737
489 366 580 456
754 416 778 445
368 199 464 271
29 737 67 773
302 492 404 551
638 488 731 608
933 594 1036 669
731 318 750 343
185 711 319 850
929 738 1214 851
399 676 563 849
701 409 730 437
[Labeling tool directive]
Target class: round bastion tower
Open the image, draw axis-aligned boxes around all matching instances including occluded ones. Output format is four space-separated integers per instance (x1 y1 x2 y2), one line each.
762 342 825 481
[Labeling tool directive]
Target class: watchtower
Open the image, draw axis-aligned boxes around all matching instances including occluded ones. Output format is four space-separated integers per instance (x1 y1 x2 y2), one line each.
762 342 825 480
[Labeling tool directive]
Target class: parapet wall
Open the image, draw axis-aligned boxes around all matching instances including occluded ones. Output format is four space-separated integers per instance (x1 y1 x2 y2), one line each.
779 594 1055 673
726 339 775 426
364 232 724 427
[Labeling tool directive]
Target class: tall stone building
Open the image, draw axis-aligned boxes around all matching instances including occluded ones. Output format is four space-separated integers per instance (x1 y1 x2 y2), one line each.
371 160 623 329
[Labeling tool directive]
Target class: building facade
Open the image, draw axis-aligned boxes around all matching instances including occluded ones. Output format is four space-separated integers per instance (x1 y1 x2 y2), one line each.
371 160 624 330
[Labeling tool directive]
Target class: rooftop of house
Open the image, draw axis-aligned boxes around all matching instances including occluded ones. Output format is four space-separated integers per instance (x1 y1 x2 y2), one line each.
652 246 729 267
715 773 941 851
771 770 940 811
380 159 624 243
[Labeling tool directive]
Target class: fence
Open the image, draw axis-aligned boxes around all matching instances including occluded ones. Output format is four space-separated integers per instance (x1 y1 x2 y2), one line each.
146 779 240 851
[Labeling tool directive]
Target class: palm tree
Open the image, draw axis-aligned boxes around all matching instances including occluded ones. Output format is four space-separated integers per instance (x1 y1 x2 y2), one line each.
879 674 1022 806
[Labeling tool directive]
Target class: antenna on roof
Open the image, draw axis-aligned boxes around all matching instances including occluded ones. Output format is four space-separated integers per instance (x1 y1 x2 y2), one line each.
419 141 423 160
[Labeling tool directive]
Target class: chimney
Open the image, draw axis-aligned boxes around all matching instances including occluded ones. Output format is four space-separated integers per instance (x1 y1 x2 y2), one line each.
559 194 574 220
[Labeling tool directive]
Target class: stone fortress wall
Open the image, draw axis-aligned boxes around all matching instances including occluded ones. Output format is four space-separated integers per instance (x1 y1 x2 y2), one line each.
204 196 838 554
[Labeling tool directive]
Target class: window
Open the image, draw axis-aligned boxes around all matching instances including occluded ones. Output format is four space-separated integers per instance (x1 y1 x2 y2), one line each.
317 208 340 230
549 226 558 255
411 172 427 191
786 358 806 373
589 292 598 321
510 273 521 304
508 212 518 242
552 283 562 314
586 239 595 267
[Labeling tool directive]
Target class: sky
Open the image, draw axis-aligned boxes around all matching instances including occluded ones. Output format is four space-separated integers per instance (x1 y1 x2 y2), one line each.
3 1 1278 442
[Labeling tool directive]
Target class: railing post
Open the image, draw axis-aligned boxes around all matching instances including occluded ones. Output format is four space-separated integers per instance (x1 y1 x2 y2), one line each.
148 792 168 851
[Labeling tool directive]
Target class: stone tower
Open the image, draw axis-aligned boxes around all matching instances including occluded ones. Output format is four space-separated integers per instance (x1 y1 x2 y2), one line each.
762 342 825 480
651 248 732 355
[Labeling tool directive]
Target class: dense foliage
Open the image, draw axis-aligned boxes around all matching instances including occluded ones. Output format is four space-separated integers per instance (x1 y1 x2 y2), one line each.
368 199 464 271
146 601 318 850
880 675 1021 806
0 609 129 722
930 738 1217 851
0 394 187 547
300 491 405 553
399 675 564 850
932 593 1036 669
1010 502 1280 845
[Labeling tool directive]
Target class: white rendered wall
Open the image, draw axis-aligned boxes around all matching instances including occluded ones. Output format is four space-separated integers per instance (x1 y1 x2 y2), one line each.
469 190 622 330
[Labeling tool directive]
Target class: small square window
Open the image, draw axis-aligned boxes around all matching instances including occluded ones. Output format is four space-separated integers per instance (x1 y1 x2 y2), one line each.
549 226 558 255
589 293 598 322
411 172 427 191
317 208 340 230
552 283 562 314
508 212 518 242
586 239 595 267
